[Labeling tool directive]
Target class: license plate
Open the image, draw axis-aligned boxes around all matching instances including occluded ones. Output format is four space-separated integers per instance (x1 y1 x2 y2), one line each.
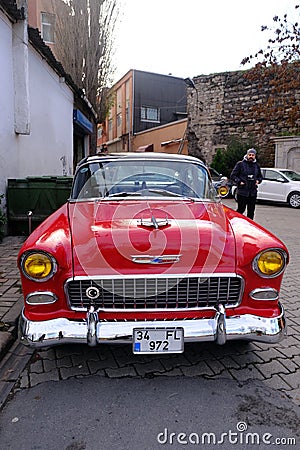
133 328 184 354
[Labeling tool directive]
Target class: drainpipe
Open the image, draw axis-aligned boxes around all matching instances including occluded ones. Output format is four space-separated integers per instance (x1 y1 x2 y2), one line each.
130 70 135 152
12 2 30 135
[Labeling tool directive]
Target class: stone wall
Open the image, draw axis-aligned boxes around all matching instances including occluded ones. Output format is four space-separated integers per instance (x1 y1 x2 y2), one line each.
187 70 300 166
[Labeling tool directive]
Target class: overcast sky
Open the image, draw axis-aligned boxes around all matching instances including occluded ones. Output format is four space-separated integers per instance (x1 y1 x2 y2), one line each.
113 0 298 82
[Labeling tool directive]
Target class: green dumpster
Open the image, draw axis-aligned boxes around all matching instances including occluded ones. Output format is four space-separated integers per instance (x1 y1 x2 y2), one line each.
7 176 73 235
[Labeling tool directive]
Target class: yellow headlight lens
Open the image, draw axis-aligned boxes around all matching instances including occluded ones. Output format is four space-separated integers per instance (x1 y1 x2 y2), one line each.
255 250 285 277
218 186 229 196
22 252 55 281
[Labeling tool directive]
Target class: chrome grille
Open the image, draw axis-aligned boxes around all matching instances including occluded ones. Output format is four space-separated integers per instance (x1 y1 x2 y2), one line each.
66 276 242 311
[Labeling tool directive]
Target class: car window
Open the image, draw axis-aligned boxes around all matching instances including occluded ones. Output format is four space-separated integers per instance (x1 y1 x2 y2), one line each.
280 170 300 181
71 159 218 201
264 170 285 182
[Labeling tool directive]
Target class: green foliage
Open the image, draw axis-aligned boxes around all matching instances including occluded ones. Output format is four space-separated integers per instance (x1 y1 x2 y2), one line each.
211 137 258 178
0 194 7 241
210 149 226 175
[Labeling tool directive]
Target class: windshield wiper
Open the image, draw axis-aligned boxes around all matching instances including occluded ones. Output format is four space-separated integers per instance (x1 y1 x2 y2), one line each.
147 188 199 201
146 188 183 197
106 189 183 198
104 188 200 202
105 191 143 198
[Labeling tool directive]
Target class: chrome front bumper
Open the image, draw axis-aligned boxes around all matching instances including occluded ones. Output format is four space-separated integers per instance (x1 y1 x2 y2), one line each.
19 304 286 349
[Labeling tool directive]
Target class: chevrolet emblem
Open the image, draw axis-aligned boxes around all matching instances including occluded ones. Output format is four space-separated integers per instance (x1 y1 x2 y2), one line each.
131 255 181 264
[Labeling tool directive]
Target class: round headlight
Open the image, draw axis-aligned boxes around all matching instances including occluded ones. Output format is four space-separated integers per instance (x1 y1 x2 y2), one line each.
21 251 57 282
218 186 229 197
253 249 287 278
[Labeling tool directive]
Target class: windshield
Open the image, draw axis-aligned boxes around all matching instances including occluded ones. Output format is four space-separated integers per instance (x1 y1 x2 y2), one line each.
280 170 300 181
209 167 221 180
71 158 218 201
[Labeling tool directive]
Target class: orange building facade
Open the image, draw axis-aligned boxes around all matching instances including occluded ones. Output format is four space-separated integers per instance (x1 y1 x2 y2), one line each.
27 0 56 53
97 70 188 155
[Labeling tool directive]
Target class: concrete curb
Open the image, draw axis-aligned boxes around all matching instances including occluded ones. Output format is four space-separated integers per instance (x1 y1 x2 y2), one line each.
0 340 33 410
0 297 23 361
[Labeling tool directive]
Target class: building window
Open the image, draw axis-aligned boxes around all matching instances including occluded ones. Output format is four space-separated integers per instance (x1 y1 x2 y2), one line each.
141 106 160 123
125 106 130 130
108 119 113 140
97 126 103 139
117 113 122 128
41 12 55 43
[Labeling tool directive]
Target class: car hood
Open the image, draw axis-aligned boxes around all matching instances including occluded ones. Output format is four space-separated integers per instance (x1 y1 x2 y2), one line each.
68 200 236 277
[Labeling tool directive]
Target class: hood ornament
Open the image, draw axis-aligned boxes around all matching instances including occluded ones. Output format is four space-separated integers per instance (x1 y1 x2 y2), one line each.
131 255 181 264
138 215 169 229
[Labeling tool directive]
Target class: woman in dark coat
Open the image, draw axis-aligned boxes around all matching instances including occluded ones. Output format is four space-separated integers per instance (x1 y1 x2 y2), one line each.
230 148 263 220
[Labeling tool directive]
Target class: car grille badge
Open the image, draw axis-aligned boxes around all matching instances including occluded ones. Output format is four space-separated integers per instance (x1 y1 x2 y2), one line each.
131 255 181 264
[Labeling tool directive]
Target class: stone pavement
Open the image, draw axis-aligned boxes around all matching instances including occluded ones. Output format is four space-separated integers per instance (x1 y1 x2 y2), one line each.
0 236 25 358
0 200 300 406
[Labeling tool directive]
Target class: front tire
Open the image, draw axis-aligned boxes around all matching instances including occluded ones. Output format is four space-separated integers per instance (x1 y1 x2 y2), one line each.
287 191 300 208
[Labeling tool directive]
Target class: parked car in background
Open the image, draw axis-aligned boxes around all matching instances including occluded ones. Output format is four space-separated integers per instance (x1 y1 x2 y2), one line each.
209 167 233 198
18 153 288 354
232 168 300 208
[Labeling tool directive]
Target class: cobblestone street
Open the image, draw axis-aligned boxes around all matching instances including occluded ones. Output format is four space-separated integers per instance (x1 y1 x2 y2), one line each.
1 199 298 407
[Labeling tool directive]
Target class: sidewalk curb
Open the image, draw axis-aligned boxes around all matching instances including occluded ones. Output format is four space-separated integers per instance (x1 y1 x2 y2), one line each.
0 297 23 361
0 340 33 410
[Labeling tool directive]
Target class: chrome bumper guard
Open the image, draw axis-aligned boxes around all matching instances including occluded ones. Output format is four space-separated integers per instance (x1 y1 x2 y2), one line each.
19 304 286 349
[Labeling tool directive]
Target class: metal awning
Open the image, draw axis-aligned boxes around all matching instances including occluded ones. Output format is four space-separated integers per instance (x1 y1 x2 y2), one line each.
136 144 154 152
161 139 181 147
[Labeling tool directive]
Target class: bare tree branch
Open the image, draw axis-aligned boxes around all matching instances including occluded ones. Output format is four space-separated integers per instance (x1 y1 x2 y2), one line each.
53 0 119 122
241 4 300 130
241 4 300 66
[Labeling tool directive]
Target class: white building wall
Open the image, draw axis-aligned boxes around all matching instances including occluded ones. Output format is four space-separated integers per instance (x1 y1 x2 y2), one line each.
21 47 73 177
0 11 17 197
0 8 73 200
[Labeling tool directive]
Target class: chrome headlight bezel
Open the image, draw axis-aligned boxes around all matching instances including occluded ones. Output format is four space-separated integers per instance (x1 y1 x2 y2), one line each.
252 248 287 278
20 250 57 282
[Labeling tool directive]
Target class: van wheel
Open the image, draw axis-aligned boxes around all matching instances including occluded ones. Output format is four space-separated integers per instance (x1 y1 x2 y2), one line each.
287 191 300 208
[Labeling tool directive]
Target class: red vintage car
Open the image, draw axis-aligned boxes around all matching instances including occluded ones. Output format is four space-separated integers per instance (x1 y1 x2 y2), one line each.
18 153 288 354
